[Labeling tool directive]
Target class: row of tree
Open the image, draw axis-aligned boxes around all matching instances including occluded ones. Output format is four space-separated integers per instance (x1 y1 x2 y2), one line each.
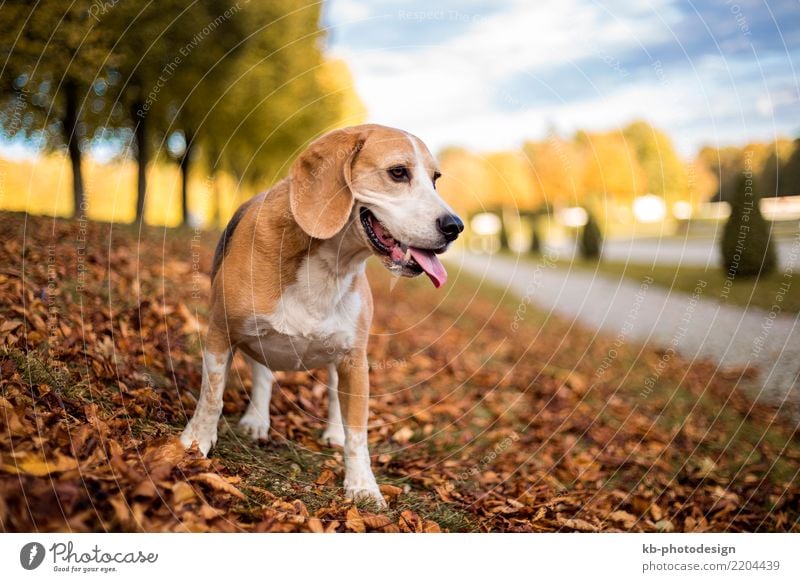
437 121 800 218
0 0 361 224
700 138 800 203
437 121 707 218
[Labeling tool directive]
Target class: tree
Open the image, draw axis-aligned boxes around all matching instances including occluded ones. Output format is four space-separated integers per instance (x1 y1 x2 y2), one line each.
0 0 115 216
757 139 793 197
159 0 254 226
104 1 236 224
529 225 542 255
721 173 776 277
523 134 584 209
779 139 800 197
576 130 647 205
622 121 687 203
437 147 494 217
203 2 345 199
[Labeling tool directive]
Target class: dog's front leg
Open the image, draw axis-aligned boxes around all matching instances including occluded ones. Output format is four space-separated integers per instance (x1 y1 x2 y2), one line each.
180 329 232 456
337 352 385 507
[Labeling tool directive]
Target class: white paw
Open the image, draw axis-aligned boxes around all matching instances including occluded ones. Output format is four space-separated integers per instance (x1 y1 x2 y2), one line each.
321 425 345 448
180 423 216 456
239 413 270 441
344 478 387 508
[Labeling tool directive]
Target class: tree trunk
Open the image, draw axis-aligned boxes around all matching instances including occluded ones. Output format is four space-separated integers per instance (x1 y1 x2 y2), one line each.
132 102 148 224
63 79 85 217
207 145 220 229
180 129 195 226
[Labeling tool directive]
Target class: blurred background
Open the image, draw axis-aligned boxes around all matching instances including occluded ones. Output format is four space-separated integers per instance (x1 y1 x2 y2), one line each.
1 0 798 283
0 0 800 294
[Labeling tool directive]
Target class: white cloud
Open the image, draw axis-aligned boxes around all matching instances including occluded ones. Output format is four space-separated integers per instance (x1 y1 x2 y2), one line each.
327 0 372 24
328 0 799 156
329 0 673 149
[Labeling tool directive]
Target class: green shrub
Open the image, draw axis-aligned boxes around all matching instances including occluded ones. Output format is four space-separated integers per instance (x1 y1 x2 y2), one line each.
721 173 777 277
580 211 603 260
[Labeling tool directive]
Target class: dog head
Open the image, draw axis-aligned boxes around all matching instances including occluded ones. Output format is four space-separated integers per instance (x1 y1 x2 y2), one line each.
289 124 463 287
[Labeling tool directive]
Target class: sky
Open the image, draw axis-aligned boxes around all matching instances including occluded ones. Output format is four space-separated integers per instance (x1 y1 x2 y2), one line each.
323 0 800 158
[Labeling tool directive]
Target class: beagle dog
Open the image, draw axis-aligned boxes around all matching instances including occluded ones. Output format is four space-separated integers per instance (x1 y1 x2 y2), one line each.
180 124 463 506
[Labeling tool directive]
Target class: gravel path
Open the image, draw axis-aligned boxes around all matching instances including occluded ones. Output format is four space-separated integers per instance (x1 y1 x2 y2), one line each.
451 251 800 423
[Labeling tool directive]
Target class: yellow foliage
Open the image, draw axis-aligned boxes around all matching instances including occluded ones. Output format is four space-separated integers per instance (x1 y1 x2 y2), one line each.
318 59 367 126
577 130 647 202
437 148 495 216
0 154 254 227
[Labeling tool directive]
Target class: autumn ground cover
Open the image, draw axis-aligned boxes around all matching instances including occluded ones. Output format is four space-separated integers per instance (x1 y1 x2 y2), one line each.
1 211 798 532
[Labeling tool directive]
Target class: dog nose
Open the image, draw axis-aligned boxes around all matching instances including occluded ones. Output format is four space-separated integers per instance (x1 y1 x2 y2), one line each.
437 213 464 242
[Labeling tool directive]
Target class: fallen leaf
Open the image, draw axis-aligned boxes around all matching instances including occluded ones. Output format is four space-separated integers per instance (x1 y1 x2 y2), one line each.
345 506 365 533
172 482 197 504
308 517 324 533
362 513 393 530
655 519 675 532
189 473 246 499
315 469 335 485
392 426 414 445
558 517 597 532
2 451 78 476
379 484 403 500
608 510 638 529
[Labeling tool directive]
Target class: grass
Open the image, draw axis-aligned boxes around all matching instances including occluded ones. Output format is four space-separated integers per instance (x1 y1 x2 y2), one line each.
502 244 799 313
215 421 479 531
571 259 800 314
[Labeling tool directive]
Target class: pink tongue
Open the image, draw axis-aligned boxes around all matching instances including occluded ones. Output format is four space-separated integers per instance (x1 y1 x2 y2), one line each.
409 247 448 288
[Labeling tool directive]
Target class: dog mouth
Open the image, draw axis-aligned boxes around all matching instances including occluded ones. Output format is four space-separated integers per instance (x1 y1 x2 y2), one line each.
359 207 448 288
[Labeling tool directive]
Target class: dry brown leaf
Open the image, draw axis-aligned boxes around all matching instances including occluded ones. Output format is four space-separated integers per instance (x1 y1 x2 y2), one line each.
379 484 403 500
558 517 597 532
109 494 132 528
362 513 393 530
2 451 79 476
307 517 324 533
132 479 158 499
345 506 365 533
650 504 663 521
315 469 335 485
608 510 637 529
189 473 246 499
143 438 185 467
392 426 414 445
172 481 197 504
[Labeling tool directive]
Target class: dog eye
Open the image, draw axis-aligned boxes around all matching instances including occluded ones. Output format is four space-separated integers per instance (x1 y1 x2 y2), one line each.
432 171 441 188
388 166 410 182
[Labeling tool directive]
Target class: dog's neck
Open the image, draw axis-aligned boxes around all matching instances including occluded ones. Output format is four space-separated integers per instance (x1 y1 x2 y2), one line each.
312 213 372 282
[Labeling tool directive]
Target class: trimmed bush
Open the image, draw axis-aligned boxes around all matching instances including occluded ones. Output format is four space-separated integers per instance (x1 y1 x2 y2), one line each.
721 173 777 278
580 211 603 260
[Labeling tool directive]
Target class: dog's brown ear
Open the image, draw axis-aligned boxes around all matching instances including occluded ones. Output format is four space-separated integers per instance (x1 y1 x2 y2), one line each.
289 127 367 239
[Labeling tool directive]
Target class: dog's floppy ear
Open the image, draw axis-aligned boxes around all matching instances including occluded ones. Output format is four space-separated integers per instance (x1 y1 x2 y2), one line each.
289 127 367 239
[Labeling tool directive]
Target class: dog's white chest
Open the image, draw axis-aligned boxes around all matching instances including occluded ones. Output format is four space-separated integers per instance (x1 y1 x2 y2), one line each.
241 256 362 371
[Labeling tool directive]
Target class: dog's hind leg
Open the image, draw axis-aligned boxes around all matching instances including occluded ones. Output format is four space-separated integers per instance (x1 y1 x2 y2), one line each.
238 353 274 441
321 363 345 447
180 328 233 456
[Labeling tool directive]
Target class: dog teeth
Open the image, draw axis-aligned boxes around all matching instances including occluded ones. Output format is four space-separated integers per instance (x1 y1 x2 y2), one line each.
402 247 412 263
